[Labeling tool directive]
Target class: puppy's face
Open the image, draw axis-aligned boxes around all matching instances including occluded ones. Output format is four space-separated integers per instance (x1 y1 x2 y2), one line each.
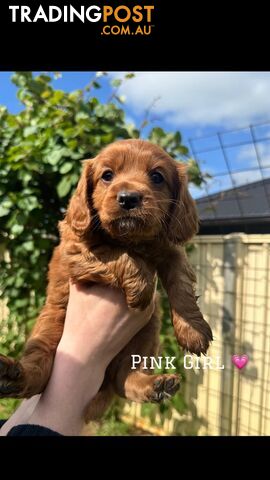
66 139 198 244
91 141 176 240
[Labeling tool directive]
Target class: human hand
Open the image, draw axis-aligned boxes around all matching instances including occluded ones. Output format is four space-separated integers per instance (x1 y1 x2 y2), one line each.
59 282 154 370
0 283 154 436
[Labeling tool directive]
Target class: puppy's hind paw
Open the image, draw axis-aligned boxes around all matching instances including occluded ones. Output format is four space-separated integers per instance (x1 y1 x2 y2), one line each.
147 374 180 403
0 355 25 398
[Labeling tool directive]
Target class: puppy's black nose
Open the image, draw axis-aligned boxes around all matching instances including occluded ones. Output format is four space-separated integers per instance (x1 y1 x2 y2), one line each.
117 191 142 210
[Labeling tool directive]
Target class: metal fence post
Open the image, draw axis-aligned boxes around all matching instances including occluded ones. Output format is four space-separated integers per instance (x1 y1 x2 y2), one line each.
219 234 241 435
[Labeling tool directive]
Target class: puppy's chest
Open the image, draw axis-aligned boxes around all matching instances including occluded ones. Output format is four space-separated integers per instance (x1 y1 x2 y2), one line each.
89 242 162 267
128 244 163 265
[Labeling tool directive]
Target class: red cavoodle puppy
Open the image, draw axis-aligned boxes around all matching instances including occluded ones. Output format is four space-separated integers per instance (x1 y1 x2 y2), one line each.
0 139 212 421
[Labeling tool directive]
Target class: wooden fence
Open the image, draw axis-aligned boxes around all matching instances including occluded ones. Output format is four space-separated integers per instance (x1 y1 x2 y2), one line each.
122 234 270 436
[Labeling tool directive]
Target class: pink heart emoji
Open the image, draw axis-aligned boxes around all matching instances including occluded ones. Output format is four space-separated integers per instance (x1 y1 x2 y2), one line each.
232 354 249 369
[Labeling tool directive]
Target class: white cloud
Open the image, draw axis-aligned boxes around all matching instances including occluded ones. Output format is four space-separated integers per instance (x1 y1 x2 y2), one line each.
237 142 270 167
190 159 270 199
112 72 270 127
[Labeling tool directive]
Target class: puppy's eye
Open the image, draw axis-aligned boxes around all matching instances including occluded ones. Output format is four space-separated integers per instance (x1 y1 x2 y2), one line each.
150 171 164 185
101 170 114 182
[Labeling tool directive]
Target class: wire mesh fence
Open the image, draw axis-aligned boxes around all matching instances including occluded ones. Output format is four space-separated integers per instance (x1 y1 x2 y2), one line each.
183 124 270 435
189 121 270 200
188 122 270 234
182 124 270 435
187 234 270 436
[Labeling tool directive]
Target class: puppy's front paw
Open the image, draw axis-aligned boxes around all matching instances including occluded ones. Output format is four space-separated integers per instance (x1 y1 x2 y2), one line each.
0 355 25 398
173 316 213 355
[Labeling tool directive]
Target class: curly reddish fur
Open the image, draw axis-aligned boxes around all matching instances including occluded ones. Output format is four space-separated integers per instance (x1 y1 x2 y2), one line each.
0 139 213 420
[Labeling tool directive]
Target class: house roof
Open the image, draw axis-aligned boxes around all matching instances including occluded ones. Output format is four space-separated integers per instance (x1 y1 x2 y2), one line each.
196 178 270 227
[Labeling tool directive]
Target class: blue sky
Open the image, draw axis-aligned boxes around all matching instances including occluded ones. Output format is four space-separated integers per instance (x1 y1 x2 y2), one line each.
1 71 270 198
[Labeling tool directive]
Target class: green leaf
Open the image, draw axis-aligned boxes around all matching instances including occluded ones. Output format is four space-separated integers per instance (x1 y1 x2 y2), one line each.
17 196 39 212
111 78 122 88
15 298 29 308
115 95 126 104
53 72 62 80
23 126 37 137
50 90 64 104
0 205 10 217
15 276 24 288
47 148 70 165
125 73 135 79
141 120 149 129
101 133 114 143
66 139 78 150
38 74 52 83
59 162 73 174
40 90 51 99
11 72 32 87
57 175 73 197
11 224 24 236
75 112 89 122
22 240 34 252
6 115 18 128
96 71 107 78
175 131 182 143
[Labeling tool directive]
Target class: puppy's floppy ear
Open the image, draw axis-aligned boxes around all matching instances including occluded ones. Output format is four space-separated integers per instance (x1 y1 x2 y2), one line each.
167 162 199 244
65 159 94 237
